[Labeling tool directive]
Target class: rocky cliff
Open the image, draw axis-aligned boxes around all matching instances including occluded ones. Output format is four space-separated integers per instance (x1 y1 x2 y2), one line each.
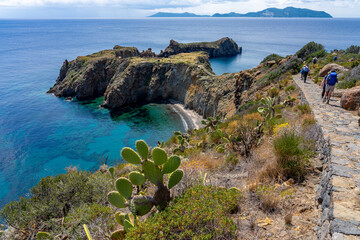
48 44 253 118
158 37 242 58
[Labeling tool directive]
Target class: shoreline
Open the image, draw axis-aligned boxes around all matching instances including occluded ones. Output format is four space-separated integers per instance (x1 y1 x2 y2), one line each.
168 101 204 131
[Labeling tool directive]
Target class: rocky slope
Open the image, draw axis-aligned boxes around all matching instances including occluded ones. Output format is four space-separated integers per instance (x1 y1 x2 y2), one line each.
48 43 252 118
158 37 242 58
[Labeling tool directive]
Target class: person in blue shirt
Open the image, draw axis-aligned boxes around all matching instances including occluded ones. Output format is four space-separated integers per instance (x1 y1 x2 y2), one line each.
323 69 338 104
300 65 310 83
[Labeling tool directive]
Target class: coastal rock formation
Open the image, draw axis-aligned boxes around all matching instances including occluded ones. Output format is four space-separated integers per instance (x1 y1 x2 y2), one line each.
158 37 242 58
319 63 348 77
49 45 252 118
340 86 360 110
113 46 140 58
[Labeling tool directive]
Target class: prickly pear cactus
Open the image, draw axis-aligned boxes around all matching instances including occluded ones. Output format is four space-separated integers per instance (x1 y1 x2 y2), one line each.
108 140 183 236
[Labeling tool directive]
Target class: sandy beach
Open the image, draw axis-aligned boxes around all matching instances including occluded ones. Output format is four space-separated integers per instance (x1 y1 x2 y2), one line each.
168 101 204 131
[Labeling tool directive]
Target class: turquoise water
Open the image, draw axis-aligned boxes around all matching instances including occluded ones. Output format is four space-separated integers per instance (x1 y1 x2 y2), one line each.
0 18 360 208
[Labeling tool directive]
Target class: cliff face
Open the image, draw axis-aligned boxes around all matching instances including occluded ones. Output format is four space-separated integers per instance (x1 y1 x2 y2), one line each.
158 37 242 58
49 43 253 118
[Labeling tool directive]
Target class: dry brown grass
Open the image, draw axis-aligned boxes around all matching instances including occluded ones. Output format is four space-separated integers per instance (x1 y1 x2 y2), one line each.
301 113 316 126
251 137 282 184
183 151 224 171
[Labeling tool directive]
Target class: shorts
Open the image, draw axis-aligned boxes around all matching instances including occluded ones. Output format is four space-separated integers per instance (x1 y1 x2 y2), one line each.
325 84 335 93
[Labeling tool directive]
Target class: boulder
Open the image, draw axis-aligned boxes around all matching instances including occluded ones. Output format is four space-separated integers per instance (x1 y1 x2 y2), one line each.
340 86 360 110
319 63 348 77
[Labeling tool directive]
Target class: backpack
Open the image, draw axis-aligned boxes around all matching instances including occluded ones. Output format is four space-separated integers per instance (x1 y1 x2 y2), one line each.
303 66 309 73
327 72 338 85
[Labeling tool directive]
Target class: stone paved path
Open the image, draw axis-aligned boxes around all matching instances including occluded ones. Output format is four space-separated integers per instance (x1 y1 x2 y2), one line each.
293 74 360 240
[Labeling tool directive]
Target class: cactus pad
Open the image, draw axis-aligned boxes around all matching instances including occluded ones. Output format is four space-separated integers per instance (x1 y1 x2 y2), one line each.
135 140 149 160
131 196 154 216
109 167 115 178
108 191 126 208
115 212 126 226
143 160 163 185
123 219 134 232
168 169 183 189
121 147 141 164
129 171 146 186
115 177 133 199
110 230 126 240
151 147 167 165
162 155 181 174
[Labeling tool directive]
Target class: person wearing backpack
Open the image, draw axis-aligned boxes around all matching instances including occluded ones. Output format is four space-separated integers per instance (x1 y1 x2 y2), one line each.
321 74 328 98
323 69 338 104
301 65 310 83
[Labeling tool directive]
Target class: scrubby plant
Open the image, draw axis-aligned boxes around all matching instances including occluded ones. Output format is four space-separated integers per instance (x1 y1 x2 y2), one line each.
273 131 311 181
268 88 279 97
261 53 283 64
107 140 183 238
296 104 311 115
296 42 324 60
346 45 360 54
285 85 296 93
125 186 241 239
1 170 112 239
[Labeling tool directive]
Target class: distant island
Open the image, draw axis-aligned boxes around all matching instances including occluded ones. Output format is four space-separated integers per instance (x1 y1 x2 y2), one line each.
149 7 332 18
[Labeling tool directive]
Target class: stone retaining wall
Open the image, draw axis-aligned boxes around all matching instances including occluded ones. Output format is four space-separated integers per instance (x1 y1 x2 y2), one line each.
294 75 360 240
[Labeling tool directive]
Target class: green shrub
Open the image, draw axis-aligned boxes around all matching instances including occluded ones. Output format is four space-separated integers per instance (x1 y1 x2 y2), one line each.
273 132 310 181
0 171 112 237
311 49 327 58
285 85 296 92
296 42 324 60
337 79 358 89
268 88 279 97
261 54 283 64
210 130 222 144
263 116 285 135
258 56 302 87
346 45 360 54
125 186 241 239
297 104 311 115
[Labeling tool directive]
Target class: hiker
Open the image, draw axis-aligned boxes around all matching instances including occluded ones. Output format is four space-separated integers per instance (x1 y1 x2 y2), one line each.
333 55 338 61
313 56 318 64
321 74 328 98
300 65 310 83
323 69 338 104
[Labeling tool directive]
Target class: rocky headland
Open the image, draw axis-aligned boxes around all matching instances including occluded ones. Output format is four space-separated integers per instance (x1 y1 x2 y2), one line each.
48 38 245 119
158 37 242 58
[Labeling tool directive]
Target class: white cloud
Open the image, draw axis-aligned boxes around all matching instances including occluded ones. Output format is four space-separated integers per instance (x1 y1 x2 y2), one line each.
0 0 359 17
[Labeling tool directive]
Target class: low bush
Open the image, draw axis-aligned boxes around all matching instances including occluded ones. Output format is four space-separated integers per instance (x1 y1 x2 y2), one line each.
285 85 296 92
296 42 324 60
261 54 283 64
296 104 311 115
258 56 302 87
0 170 112 238
125 186 241 239
273 132 311 181
346 45 360 54
268 88 279 97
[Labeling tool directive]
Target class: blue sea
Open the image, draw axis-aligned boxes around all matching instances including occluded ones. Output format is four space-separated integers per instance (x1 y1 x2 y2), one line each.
0 18 359 208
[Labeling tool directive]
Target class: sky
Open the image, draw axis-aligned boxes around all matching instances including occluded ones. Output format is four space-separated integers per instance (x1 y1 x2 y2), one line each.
0 0 359 18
